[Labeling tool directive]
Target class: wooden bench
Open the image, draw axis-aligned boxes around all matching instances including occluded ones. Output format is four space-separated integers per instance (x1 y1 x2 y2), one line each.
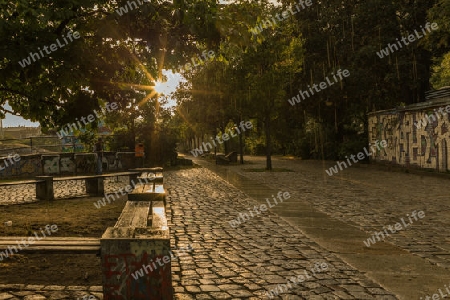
54 175 107 196
101 200 172 299
0 237 100 254
128 168 165 203
215 151 238 165
100 167 171 299
0 177 51 200
20 171 141 200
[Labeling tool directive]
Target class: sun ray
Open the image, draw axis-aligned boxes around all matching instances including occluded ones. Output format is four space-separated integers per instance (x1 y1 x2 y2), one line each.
137 90 158 107
178 89 224 96
176 107 195 131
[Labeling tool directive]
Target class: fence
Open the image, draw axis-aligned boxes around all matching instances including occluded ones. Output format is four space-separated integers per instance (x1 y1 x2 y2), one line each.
0 135 129 156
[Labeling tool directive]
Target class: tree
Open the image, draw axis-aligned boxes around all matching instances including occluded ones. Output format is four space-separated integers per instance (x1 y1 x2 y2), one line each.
0 0 220 128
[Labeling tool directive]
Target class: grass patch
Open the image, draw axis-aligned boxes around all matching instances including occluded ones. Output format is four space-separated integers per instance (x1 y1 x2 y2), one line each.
243 168 294 172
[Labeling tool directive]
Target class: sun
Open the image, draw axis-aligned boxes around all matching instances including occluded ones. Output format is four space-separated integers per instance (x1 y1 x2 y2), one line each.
153 80 170 95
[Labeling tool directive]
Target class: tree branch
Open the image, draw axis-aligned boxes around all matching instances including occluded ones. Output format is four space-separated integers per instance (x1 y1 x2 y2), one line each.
55 9 110 35
0 87 30 99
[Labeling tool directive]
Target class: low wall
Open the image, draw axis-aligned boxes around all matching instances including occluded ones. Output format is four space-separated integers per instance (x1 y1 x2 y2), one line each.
0 152 136 178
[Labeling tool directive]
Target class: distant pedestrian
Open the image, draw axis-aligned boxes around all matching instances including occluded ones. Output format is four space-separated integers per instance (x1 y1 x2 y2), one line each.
94 138 103 174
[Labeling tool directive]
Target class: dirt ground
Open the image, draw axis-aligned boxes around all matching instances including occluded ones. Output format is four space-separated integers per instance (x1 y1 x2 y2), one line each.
0 195 128 285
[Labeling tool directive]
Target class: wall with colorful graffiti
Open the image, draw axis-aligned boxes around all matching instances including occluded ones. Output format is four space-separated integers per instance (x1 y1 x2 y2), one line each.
368 97 450 172
0 152 136 178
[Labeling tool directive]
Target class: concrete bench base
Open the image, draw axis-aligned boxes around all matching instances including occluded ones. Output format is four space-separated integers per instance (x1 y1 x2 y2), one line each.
101 200 172 299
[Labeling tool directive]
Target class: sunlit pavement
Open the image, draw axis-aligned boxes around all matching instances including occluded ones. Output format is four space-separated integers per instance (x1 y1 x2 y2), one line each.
166 166 398 299
1 160 449 299
192 155 450 299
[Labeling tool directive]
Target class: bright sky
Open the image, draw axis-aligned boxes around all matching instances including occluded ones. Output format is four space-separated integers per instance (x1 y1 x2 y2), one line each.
2 103 39 127
156 69 185 107
2 69 182 127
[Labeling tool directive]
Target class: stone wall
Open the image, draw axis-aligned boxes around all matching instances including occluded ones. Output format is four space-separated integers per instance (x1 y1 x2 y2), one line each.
0 152 136 178
368 97 450 172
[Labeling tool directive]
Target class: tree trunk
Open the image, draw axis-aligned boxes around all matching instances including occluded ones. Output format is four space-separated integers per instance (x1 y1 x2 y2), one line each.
239 128 244 164
224 135 228 155
264 113 272 170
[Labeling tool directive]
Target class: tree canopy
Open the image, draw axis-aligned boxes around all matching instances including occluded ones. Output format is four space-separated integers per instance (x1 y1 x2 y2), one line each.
1 0 449 167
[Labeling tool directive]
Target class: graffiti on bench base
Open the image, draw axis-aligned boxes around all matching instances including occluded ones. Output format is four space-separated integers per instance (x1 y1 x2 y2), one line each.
103 252 172 300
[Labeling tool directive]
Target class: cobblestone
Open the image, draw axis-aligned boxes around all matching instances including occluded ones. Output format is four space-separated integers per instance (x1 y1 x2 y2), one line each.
219 156 450 270
166 167 398 299
0 166 402 299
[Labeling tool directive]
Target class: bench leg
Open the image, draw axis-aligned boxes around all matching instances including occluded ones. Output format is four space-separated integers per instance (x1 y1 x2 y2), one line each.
36 176 54 200
129 173 140 187
86 178 104 196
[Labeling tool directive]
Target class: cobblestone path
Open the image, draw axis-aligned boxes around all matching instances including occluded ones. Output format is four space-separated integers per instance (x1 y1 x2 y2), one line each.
166 167 397 299
221 157 450 271
0 166 406 299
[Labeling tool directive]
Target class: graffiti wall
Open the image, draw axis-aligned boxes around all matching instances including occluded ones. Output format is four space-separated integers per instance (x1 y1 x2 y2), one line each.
60 154 76 174
43 155 60 175
368 97 450 172
75 153 97 174
0 152 136 178
0 154 41 179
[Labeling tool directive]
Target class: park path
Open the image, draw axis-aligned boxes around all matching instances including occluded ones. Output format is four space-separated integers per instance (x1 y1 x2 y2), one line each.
166 166 398 299
191 155 450 299
0 166 397 299
203 156 450 270
1 160 447 299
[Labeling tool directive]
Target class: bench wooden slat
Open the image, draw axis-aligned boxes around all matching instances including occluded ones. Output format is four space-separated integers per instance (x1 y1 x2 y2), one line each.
0 246 101 253
53 176 98 181
151 201 167 229
128 183 165 202
0 237 99 241
137 172 163 183
131 167 163 172
115 202 136 228
0 180 44 186
130 184 146 194
100 171 140 178
0 237 101 253
131 202 150 227
0 240 100 246
144 183 164 194
115 201 151 228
